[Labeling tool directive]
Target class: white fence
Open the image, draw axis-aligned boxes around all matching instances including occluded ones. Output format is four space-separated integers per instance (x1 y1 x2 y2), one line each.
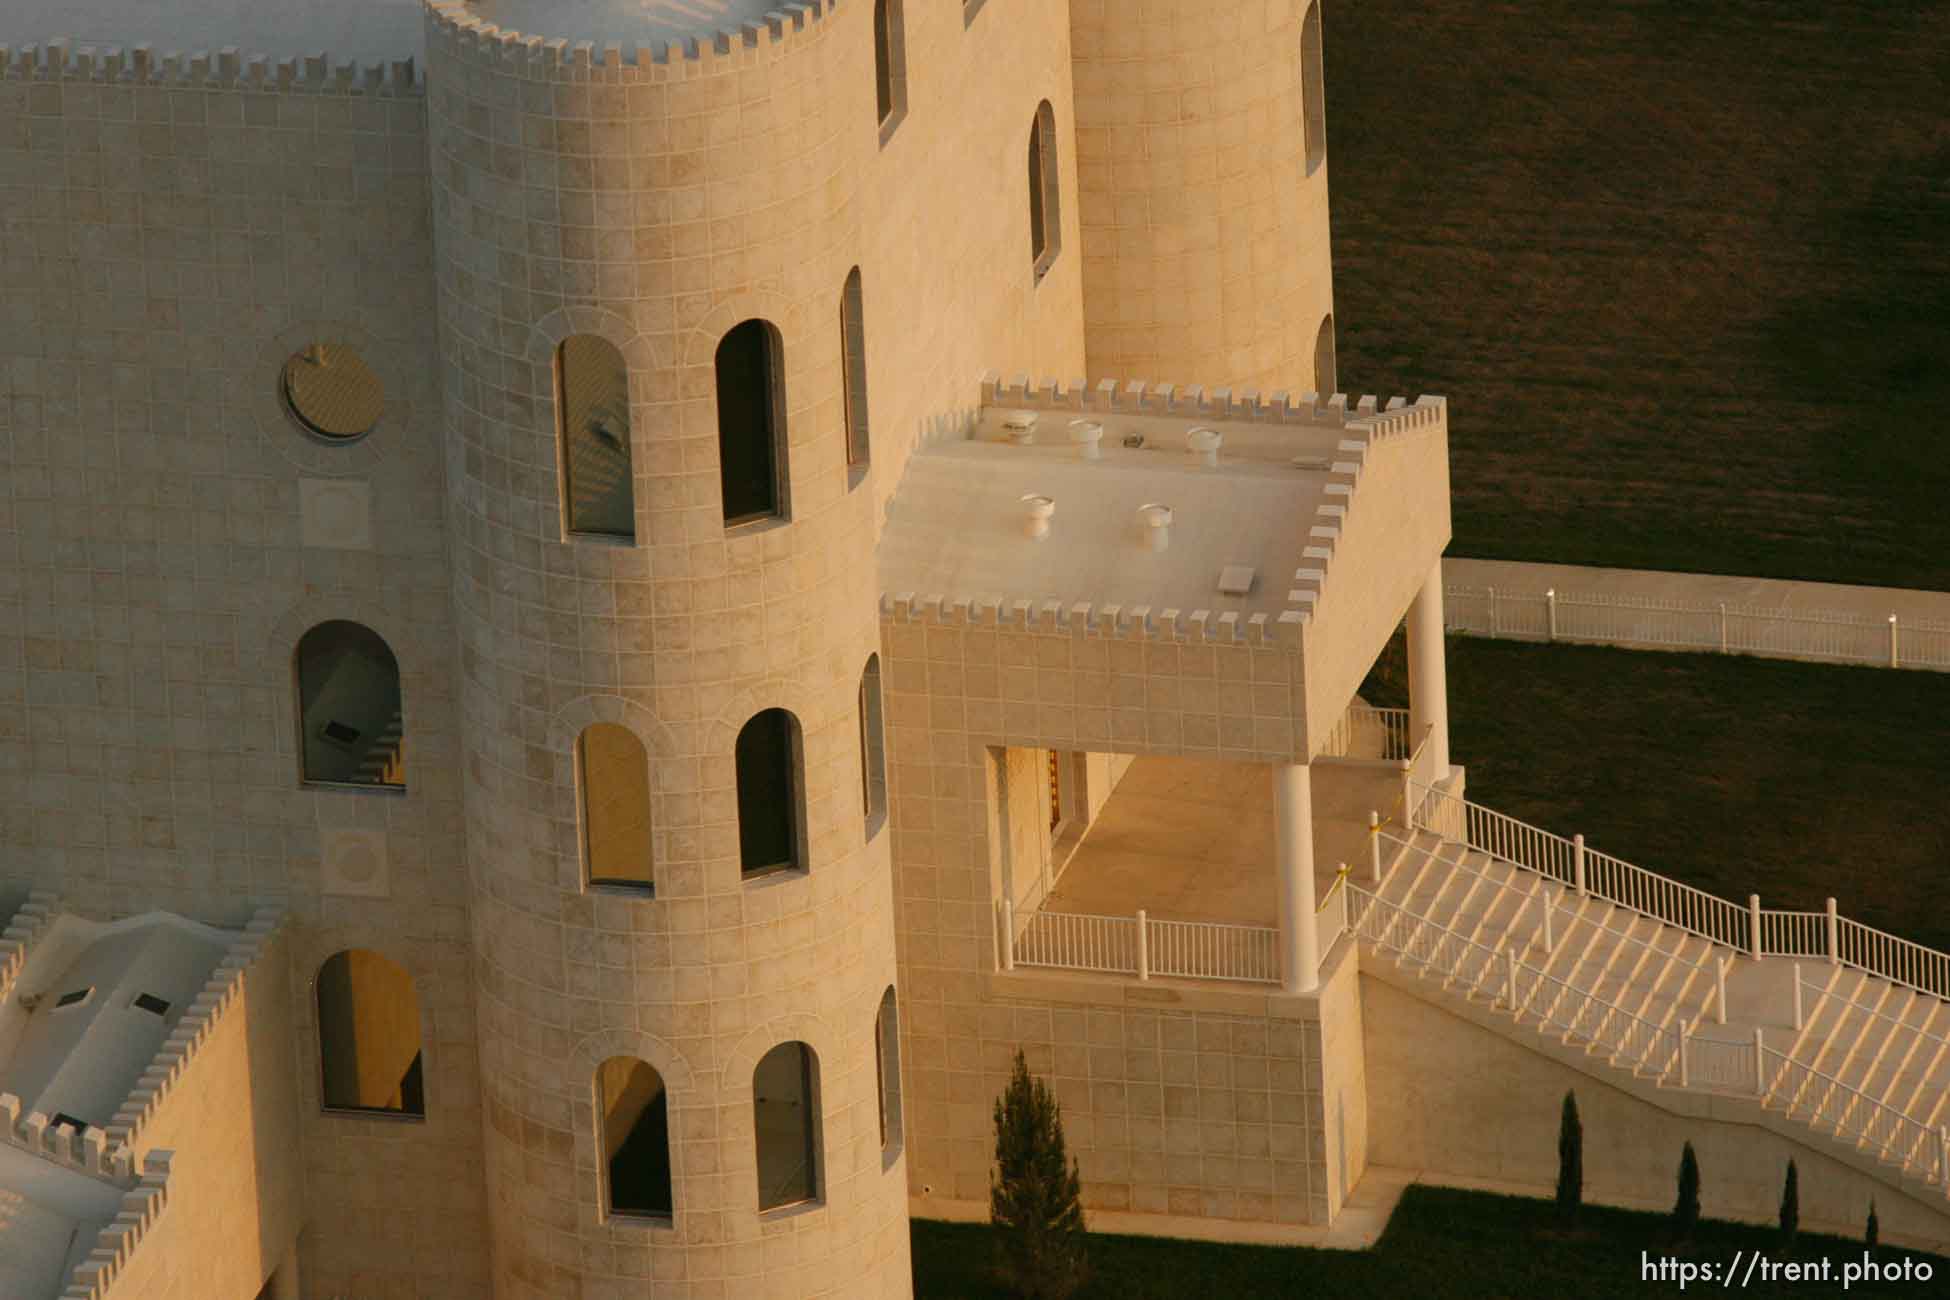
1445 584 1950 671
1002 901 1280 985
1350 882 1950 1191
1318 704 1414 762
1409 781 1950 1005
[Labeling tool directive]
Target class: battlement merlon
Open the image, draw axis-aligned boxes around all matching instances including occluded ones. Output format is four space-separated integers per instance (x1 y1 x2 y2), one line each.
979 372 1446 440
424 0 841 81
0 39 423 94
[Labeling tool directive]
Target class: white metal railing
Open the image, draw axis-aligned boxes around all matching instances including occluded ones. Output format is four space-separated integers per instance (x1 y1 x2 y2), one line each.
1681 1035 1758 1093
1348 884 1681 1079
1351 881 1950 1192
1318 704 1414 762
1001 900 1281 985
1318 872 1348 950
1444 584 1950 672
1763 1049 1949 1185
1409 780 1950 1026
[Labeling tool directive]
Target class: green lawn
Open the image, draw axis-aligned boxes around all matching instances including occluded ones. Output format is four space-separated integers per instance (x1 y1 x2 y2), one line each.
1325 0 1950 590
1392 638 1950 953
915 1185 1941 1298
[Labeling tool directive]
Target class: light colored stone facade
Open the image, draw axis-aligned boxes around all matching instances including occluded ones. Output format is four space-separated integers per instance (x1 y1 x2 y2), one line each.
10 4 1940 1299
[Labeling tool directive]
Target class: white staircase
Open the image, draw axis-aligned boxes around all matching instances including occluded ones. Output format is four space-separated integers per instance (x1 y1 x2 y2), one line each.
1354 800 1950 1207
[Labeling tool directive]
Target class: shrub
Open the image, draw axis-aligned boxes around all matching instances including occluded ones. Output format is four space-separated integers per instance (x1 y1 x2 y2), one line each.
1779 1159 1799 1247
1556 1090 1583 1223
1672 1142 1701 1240
1867 1198 1880 1251
990 1050 1087 1300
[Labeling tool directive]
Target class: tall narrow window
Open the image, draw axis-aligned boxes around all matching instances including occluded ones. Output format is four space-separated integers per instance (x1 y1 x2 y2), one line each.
716 320 789 525
840 269 871 481
557 335 635 538
296 621 405 789
875 986 903 1163
754 1042 820 1210
316 949 424 1116
579 723 653 891
599 1057 673 1220
1028 101 1061 282
1313 313 1337 397
858 654 886 837
736 709 805 879
1301 1 1326 176
873 0 908 137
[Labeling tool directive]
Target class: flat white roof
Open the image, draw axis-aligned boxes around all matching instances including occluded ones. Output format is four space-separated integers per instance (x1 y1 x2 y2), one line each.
0 913 234 1131
466 0 784 48
0 1142 121 1300
879 408 1344 623
1 0 427 67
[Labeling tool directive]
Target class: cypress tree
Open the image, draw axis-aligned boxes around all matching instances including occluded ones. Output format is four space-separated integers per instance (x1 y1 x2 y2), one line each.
1779 1159 1799 1247
1555 1090 1583 1223
990 1050 1087 1300
1867 1199 1880 1251
1673 1141 1701 1240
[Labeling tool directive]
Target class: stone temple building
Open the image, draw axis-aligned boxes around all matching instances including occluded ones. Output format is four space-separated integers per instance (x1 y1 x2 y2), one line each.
3 1 1948 1297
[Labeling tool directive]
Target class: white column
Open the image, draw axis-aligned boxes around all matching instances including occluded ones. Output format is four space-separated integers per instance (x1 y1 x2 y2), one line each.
1406 558 1450 779
1274 762 1320 995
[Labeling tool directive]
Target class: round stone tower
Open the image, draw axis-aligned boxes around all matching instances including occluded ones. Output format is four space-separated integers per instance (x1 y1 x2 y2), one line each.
1069 0 1338 393
424 2 907 1295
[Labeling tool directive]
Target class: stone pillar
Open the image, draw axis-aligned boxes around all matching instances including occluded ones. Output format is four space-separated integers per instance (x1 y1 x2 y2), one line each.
1407 559 1451 779
1274 762 1320 995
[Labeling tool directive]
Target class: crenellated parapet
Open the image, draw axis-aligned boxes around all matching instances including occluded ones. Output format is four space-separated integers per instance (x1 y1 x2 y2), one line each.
58 1149 174 1300
423 0 840 80
104 909 285 1165
880 591 1306 647
0 38 422 93
978 372 1446 443
0 889 60 1010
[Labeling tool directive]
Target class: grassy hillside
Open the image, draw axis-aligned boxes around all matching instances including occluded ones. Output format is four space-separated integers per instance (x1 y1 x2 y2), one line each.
1325 0 1950 590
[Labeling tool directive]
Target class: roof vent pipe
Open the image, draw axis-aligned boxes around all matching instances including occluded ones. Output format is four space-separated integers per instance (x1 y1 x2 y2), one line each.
1187 426 1222 467
1001 411 1038 445
1137 504 1173 552
1067 418 1104 460
1020 493 1055 541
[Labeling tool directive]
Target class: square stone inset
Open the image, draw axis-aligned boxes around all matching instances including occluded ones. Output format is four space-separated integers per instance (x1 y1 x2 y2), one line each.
300 478 374 550
321 828 390 898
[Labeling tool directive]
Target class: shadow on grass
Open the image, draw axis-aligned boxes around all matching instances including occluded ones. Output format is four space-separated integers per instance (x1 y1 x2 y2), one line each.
914 1185 1944 1298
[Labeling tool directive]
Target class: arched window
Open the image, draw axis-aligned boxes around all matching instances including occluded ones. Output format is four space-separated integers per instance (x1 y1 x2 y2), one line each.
858 654 886 837
316 949 424 1116
840 268 871 481
716 319 789 526
736 709 805 879
1313 313 1337 397
579 723 653 891
754 1042 820 1210
599 1056 673 1220
875 986 903 1163
873 0 907 137
1028 100 1061 282
296 621 405 788
557 335 635 539
1301 1 1326 176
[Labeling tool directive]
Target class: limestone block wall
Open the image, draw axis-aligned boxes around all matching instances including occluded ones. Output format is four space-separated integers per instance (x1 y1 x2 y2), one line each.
1362 974 1950 1251
0 48 487 1298
109 922 305 1299
1299 412 1451 755
880 606 1361 1226
913 975 1343 1227
1069 0 1334 391
425 0 1090 1287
